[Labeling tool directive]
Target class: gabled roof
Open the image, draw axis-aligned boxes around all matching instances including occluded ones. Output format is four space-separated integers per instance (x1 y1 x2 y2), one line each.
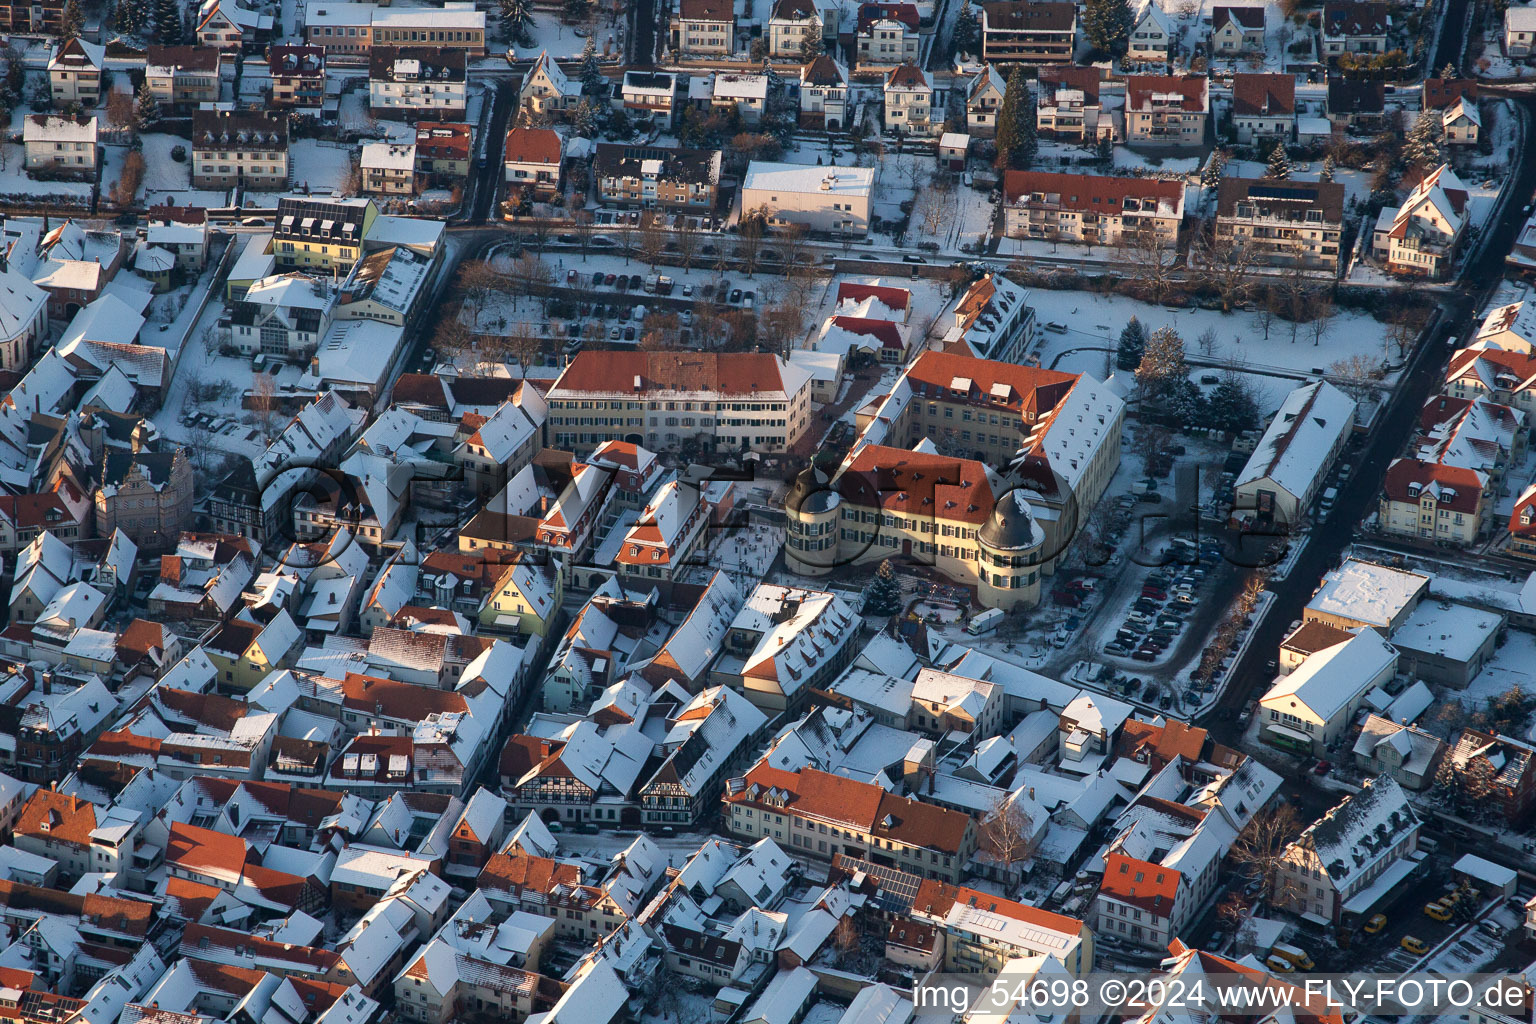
1231 72 1295 117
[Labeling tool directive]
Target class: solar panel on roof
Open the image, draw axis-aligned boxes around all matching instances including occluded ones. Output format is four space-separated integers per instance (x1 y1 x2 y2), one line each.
1248 185 1318 201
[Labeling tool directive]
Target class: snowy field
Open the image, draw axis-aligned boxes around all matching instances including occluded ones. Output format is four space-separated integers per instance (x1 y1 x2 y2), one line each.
1024 288 1395 413
509 17 624 60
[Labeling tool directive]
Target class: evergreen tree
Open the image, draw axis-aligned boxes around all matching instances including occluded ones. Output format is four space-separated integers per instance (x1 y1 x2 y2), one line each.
499 0 533 41
1440 61 1458 79
1208 376 1259 433
864 559 903 617
1135 326 1189 406
1265 141 1290 180
579 36 604 93
134 81 158 128
993 66 1035 170
1116 316 1146 371
153 0 182 42
1200 148 1227 193
750 35 769 62
563 0 589 21
1404 106 1444 171
953 0 980 57
1083 0 1133 56
572 98 596 135
60 0 84 41
1318 152 1336 183
115 0 148 35
800 21 823 60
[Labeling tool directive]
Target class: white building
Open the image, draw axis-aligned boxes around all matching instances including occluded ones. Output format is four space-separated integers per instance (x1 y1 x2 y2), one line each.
1275 777 1420 926
1232 381 1357 529
1258 630 1398 755
23 115 97 174
740 161 875 236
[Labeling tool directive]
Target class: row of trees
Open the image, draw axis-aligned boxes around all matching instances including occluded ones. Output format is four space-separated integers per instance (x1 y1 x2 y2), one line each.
110 0 182 41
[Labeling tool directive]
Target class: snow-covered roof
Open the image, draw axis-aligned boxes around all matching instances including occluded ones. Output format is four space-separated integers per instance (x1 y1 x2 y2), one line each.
1260 629 1397 723
361 142 416 171
1390 599 1502 663
1235 380 1356 501
742 161 875 197
1308 558 1429 629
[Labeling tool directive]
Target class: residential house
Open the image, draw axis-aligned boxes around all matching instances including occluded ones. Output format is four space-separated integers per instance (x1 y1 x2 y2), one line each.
1128 0 1173 62
1506 5 1536 57
204 610 304 692
227 272 334 358
519 51 582 117
268 45 326 109
967 64 1006 137
361 143 417 196
674 0 736 55
1371 164 1469 279
47 39 104 108
23 115 97 175
798 56 849 130
504 127 565 199
1230 72 1295 144
1443 96 1481 145
1209 5 1264 54
415 123 473 186
1123 74 1208 149
190 109 288 190
613 479 709 597
1215 177 1346 269
96 448 196 552
620 71 678 124
1322 1 1389 56
1002 170 1184 246
593 144 721 214
1441 730 1536 823
768 0 825 57
883 64 935 135
708 584 859 714
856 2 921 66
144 46 222 113
712 73 768 124
1352 714 1443 791
1035 64 1107 141
981 1 1076 65
1326 79 1386 130
147 205 212 272
369 47 467 119
195 0 273 49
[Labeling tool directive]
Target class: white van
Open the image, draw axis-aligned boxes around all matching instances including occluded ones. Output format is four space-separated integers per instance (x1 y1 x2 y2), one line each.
1319 487 1338 510
967 608 1005 635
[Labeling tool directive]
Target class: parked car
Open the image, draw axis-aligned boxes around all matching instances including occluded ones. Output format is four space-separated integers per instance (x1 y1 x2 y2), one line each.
729 289 743 303
604 273 616 285
591 272 605 286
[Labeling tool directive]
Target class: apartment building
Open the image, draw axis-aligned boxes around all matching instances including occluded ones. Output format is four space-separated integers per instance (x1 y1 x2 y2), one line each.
144 46 222 112
1124 74 1208 148
883 64 935 135
273 196 377 272
723 765 977 883
1215 177 1345 270
674 0 736 54
741 161 874 236
268 45 326 109
593 144 721 212
981 1 1076 65
22 115 97 175
372 2 486 53
856 1 920 65
1036 64 1106 140
47 39 104 108
1379 458 1488 544
0 0 63 34
1275 777 1419 927
190 109 289 190
547 351 814 455
1002 170 1184 247
369 47 467 119
768 0 827 56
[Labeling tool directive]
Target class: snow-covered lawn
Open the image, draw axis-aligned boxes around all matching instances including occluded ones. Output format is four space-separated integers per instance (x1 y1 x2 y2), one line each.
509 17 623 60
1460 630 1536 733
1026 289 1395 412
262 139 356 198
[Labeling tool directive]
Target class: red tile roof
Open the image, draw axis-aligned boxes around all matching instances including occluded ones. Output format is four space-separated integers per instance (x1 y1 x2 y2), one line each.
727 766 972 853
552 352 796 397
504 127 564 166
1003 169 1185 212
1100 849 1182 916
1382 457 1484 514
836 281 910 312
1125 74 1208 112
840 445 999 526
1231 72 1295 117
15 790 97 848
1038 64 1101 105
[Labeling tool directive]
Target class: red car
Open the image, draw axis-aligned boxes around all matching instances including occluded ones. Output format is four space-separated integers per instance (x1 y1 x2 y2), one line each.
1141 588 1167 601
1313 760 1332 775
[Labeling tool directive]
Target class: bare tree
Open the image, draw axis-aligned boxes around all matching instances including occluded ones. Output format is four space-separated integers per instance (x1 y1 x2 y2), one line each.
615 215 636 265
1229 803 1304 908
434 308 476 365
737 205 769 277
459 259 502 328
639 210 668 269
675 218 701 270
1122 225 1178 303
509 252 554 309
1195 232 1258 312
1195 326 1218 356
250 368 278 443
1309 293 1334 347
1327 353 1384 404
978 793 1038 893
1387 307 1429 359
